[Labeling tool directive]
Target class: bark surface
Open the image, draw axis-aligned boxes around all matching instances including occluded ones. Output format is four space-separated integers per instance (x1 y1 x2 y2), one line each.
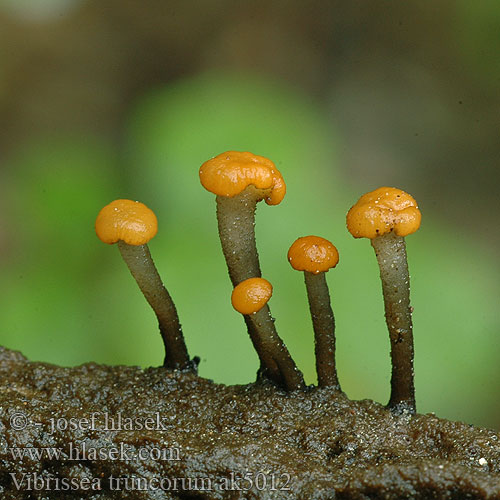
1 346 499 499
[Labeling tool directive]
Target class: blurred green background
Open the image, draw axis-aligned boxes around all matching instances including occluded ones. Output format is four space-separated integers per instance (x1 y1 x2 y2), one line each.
0 1 499 429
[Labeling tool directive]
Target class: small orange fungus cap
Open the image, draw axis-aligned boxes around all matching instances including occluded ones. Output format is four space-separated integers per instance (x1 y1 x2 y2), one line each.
288 236 339 274
231 277 273 315
95 199 158 245
199 151 286 205
346 187 421 239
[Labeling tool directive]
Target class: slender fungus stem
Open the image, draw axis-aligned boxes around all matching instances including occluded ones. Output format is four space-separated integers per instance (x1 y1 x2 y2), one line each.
247 307 304 391
288 236 340 389
217 190 283 380
217 189 283 383
371 231 414 411
304 271 339 389
347 187 421 414
95 199 192 371
231 278 304 391
117 241 190 370
200 151 305 391
230 277 277 380
216 189 261 283
216 189 285 383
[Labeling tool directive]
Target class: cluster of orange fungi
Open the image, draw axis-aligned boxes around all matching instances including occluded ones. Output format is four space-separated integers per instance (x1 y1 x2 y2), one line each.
95 151 421 414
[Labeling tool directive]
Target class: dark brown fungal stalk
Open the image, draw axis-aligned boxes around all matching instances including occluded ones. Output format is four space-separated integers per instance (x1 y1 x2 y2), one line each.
95 199 192 371
200 151 305 391
288 236 341 389
230 277 304 391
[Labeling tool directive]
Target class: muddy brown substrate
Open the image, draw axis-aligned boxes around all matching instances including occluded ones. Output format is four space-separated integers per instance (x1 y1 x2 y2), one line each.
0 346 499 499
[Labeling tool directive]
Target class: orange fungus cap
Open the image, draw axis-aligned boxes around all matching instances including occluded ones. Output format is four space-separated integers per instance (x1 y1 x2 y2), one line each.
346 187 421 239
95 199 158 245
288 236 339 274
199 151 286 205
231 277 273 315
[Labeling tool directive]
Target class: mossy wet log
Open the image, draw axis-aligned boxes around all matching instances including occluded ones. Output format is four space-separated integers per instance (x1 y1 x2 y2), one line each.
0 346 499 499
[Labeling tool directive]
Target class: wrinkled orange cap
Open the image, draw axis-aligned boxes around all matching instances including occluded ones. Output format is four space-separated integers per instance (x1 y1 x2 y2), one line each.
95 199 158 245
288 236 339 274
231 277 273 315
199 151 286 205
346 187 421 239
